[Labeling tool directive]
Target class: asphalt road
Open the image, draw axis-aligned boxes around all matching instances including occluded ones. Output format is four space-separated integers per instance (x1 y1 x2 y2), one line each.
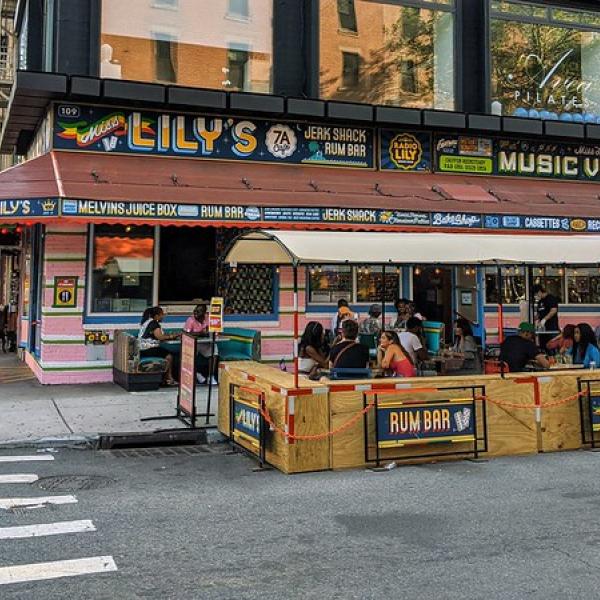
1 445 600 599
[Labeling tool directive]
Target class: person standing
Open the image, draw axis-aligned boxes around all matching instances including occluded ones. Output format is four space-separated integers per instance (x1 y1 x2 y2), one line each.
532 284 559 351
359 304 382 336
330 299 359 337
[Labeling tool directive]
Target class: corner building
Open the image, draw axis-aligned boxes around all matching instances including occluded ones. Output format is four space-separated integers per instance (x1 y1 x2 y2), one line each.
2 0 600 383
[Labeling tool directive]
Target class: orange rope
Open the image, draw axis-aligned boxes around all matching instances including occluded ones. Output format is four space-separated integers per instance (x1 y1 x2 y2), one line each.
259 399 376 442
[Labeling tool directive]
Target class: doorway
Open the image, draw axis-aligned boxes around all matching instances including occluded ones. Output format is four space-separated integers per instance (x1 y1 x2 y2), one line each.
412 267 453 341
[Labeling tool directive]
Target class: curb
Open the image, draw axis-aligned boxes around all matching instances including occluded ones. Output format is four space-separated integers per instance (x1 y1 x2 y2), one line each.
0 429 227 450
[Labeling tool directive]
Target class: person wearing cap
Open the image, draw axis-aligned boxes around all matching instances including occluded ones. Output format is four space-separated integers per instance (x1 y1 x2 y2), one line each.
359 304 382 336
499 322 550 373
330 299 359 337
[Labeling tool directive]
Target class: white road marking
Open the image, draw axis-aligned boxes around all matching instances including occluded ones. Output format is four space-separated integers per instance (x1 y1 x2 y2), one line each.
0 556 117 585
0 455 54 463
0 520 96 540
0 495 77 510
0 474 39 484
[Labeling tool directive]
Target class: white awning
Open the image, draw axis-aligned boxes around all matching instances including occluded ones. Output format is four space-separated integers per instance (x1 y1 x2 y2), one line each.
224 230 600 265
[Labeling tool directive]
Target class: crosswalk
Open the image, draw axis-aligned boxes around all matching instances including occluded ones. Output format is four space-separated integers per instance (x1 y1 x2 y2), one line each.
0 453 118 588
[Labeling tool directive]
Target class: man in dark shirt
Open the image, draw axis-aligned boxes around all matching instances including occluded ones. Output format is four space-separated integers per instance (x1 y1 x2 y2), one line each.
499 322 550 373
532 284 559 351
329 319 370 369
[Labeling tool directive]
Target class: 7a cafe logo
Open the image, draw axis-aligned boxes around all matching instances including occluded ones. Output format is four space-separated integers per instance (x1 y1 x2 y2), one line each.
389 133 423 170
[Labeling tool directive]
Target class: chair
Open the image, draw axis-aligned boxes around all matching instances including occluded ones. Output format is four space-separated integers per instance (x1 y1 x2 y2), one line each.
330 367 372 380
359 333 378 360
422 321 445 354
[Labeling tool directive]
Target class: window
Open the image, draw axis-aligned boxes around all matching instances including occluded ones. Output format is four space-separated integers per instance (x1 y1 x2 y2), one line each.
223 265 275 315
158 227 215 304
154 35 176 83
567 268 600 304
320 0 455 109
341 52 360 88
484 267 526 304
226 48 249 90
308 265 400 303
337 0 357 32
90 225 155 313
101 0 273 93
490 1 600 119
532 266 565 303
228 0 249 18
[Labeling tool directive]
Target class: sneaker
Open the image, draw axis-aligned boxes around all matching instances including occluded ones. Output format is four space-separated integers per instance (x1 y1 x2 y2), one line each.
196 373 206 384
209 377 217 386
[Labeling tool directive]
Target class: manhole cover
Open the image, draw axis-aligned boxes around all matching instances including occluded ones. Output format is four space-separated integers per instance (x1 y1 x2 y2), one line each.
35 475 115 491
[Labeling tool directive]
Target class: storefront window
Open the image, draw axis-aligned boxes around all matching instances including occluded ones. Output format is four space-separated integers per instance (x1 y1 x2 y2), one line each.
309 266 352 303
90 225 155 313
100 0 273 93
356 267 399 303
484 267 526 304
532 266 565 302
567 268 600 304
319 0 455 109
490 1 600 119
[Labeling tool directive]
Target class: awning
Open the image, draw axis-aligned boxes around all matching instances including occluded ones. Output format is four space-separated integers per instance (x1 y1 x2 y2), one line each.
225 229 600 265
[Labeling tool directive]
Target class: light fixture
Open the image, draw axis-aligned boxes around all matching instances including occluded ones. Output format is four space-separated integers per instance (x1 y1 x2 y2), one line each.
395 266 400 275
414 266 422 276
434 267 441 275
559 267 564 276
125 225 132 233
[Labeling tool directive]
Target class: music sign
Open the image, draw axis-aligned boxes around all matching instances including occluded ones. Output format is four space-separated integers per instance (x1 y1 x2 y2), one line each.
376 400 475 448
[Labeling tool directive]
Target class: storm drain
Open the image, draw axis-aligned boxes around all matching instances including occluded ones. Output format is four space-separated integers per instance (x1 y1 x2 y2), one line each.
35 475 116 491
102 446 211 459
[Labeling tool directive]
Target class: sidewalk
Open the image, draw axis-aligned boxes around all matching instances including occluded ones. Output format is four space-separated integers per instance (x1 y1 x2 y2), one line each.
0 354 220 447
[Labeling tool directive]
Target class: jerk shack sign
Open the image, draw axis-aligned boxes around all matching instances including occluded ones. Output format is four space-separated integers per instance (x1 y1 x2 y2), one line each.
52 104 374 169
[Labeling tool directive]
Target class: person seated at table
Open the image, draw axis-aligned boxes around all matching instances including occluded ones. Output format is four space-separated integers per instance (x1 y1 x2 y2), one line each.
377 330 416 378
390 298 410 330
499 322 549 373
546 324 575 356
408 301 426 322
572 323 600 368
138 306 179 386
399 317 428 366
329 319 370 370
298 321 329 376
359 304 382 336
447 318 481 374
330 299 359 337
184 304 217 385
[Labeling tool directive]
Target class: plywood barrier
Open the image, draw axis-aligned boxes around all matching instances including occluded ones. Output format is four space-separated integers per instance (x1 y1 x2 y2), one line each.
218 362 600 473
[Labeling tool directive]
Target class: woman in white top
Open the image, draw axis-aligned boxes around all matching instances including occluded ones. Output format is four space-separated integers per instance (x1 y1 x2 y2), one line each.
298 322 329 376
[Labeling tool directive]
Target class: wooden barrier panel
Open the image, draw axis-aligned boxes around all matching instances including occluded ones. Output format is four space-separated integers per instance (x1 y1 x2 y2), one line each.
218 362 600 473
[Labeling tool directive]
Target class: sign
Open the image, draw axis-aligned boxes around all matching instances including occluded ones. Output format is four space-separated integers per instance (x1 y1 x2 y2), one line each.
178 333 197 421
233 397 261 451
53 277 78 308
380 130 431 171
208 297 224 334
436 134 600 182
53 104 375 169
85 330 109 345
0 198 59 219
376 400 475 448
590 395 600 432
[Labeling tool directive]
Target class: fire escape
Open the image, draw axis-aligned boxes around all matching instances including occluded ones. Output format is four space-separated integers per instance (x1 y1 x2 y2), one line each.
0 0 14 108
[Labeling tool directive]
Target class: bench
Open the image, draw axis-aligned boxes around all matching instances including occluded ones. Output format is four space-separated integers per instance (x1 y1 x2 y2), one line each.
113 331 167 392
217 327 261 361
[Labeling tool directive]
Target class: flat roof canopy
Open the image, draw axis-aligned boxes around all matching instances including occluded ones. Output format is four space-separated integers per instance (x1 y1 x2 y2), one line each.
224 230 600 266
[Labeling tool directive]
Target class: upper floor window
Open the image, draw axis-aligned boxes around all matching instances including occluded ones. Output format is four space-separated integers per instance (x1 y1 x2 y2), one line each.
320 0 455 109
100 0 273 94
491 0 600 121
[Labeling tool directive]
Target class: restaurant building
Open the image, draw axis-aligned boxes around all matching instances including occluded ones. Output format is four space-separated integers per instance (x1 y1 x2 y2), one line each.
3 0 600 384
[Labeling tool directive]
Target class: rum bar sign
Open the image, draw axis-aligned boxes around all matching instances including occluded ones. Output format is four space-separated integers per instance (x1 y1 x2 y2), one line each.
436 134 600 182
53 104 374 169
376 400 475 448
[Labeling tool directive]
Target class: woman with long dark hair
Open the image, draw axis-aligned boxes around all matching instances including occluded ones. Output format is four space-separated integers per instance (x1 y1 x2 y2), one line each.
139 306 179 385
450 318 481 374
377 330 416 378
573 323 600 369
546 324 575 356
298 321 329 375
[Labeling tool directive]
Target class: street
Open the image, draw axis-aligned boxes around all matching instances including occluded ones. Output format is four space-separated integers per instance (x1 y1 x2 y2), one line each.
0 446 600 599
